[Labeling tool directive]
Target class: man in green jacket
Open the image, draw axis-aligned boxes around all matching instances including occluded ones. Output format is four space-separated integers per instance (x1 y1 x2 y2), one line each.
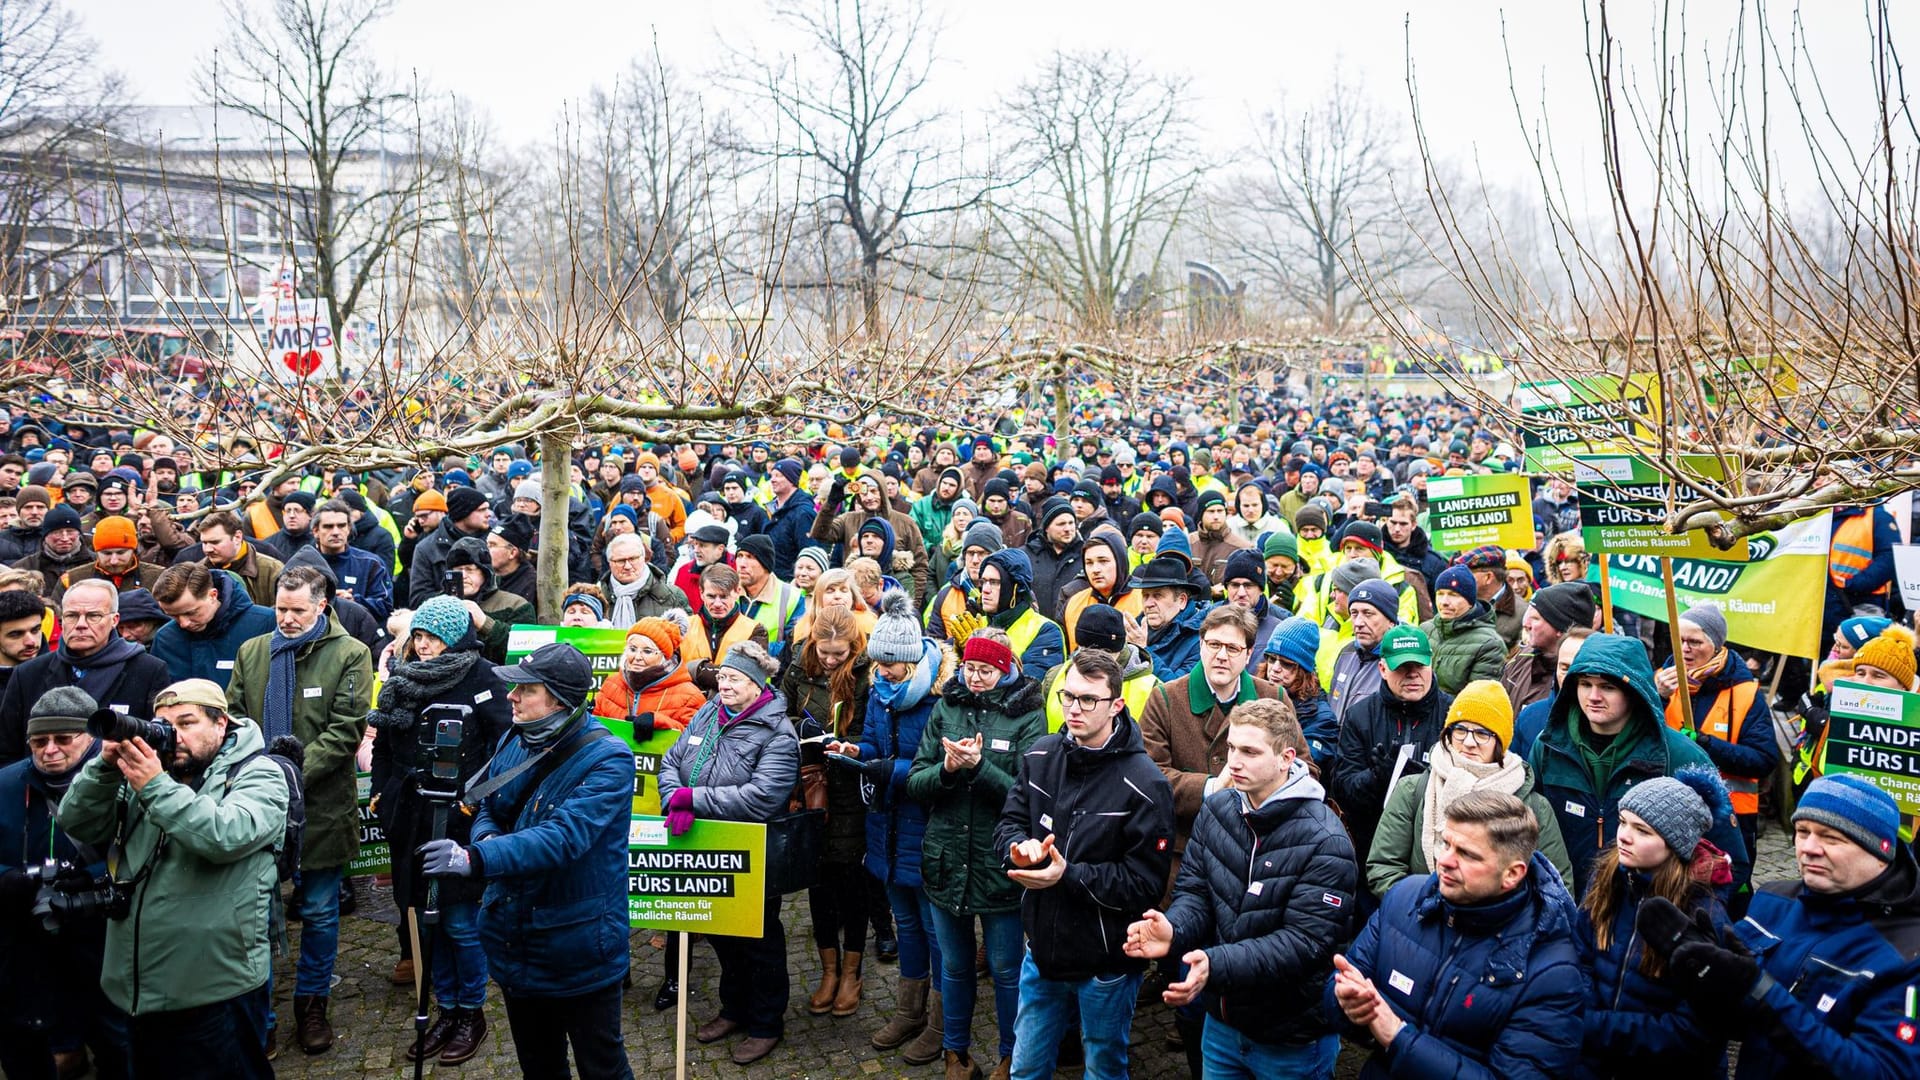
226 565 373 1055
58 678 289 1079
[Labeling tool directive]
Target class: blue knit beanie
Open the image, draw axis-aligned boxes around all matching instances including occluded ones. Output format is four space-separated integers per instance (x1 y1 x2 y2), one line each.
1265 616 1321 672
410 595 472 648
1795 774 1902 862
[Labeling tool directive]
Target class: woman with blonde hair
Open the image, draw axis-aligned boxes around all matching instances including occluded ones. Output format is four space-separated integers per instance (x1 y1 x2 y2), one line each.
792 568 876 643
1543 530 1591 585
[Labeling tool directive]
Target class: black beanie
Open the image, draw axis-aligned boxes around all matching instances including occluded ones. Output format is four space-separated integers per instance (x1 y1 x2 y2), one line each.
1530 582 1597 633
445 487 489 521
1075 603 1127 653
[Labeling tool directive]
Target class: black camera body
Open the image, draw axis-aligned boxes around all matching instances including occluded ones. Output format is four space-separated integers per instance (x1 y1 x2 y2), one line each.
86 707 177 757
440 569 465 597
25 858 130 932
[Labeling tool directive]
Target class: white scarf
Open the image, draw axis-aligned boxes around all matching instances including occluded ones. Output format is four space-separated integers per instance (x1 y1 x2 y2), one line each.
1419 741 1528 870
608 564 651 626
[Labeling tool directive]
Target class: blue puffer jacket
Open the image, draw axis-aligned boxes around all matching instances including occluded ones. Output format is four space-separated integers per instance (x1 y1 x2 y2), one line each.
1529 634 1752 900
1296 690 1337 767
148 569 275 688
858 637 954 888
1728 846 1920 1080
766 493 818 581
1576 866 1730 1079
1146 597 1205 682
1327 851 1589 1080
1656 649 1779 789
470 715 636 997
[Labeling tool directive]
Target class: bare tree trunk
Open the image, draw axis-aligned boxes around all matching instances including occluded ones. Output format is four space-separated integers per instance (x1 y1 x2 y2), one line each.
1053 365 1071 441
537 430 571 622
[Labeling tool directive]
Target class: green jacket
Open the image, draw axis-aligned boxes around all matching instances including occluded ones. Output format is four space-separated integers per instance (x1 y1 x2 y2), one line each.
58 714 289 1015
1419 601 1510 696
907 673 1047 916
226 614 373 869
1364 760 1572 898
474 586 536 663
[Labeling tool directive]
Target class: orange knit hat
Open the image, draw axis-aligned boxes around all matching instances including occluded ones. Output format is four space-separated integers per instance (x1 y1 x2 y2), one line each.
91 515 138 552
628 617 682 658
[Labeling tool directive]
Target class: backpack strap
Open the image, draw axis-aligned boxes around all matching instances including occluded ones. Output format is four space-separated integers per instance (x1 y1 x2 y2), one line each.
468 716 614 829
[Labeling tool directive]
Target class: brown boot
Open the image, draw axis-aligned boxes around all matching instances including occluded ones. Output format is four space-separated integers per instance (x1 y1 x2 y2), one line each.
293 994 333 1055
808 948 841 1015
945 1048 984 1080
902 991 944 1065
390 957 415 985
438 1008 489 1065
832 951 864 1017
869 976 927 1050
405 1007 460 1062
989 1056 1011 1080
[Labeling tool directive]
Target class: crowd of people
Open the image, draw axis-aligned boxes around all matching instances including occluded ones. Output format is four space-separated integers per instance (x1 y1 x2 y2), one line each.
0 382 1916 1080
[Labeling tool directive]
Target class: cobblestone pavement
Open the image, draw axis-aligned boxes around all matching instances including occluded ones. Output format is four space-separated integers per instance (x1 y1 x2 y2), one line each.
265 825 1802 1078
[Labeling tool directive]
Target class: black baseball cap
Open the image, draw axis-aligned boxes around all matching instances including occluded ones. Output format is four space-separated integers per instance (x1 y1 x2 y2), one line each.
492 642 595 709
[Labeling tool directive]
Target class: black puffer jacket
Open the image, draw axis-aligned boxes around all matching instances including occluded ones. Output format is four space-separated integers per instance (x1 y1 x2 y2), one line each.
779 654 872 865
993 711 1174 981
1328 682 1453 862
1166 762 1357 1047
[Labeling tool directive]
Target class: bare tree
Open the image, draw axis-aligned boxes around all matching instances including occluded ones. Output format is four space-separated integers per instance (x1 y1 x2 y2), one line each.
994 49 1201 331
732 0 986 336
1212 69 1435 333
200 0 448 340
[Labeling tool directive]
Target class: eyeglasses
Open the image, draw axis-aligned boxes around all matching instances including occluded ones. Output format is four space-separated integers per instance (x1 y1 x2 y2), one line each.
62 611 112 624
961 662 1004 680
27 733 83 750
1449 725 1498 747
1201 639 1249 657
1055 689 1113 713
608 555 644 567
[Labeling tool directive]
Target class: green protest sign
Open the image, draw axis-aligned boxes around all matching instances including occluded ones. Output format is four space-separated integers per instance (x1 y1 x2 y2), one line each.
1574 453 1749 561
600 719 682 816
1515 375 1661 473
1822 679 1920 833
628 816 767 936
506 626 630 705
1599 512 1829 659
1425 473 1535 552
349 771 391 876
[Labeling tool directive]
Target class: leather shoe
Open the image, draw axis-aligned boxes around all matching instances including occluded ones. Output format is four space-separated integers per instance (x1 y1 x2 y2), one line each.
695 1015 741 1044
405 1007 460 1062
654 979 679 1012
293 994 333 1055
439 1008 488 1065
731 1035 780 1065
390 957 415 985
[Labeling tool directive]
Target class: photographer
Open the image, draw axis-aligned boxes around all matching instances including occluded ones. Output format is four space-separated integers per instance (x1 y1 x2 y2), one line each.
367 596 511 1066
56 679 290 1080
0 688 131 1080
443 537 536 662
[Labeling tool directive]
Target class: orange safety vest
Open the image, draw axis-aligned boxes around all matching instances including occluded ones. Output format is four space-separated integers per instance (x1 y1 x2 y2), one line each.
1062 587 1145 651
1828 512 1887 596
1664 678 1762 815
681 612 760 667
247 500 280 543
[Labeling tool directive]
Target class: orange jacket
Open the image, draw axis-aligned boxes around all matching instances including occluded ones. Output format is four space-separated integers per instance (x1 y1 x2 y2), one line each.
594 662 706 730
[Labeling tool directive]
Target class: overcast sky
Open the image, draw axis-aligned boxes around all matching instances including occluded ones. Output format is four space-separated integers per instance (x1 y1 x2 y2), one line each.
82 0 1904 196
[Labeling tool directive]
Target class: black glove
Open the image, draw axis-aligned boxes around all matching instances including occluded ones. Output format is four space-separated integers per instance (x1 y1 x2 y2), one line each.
827 476 849 511
631 711 657 739
1669 935 1762 1027
827 753 893 783
1634 896 1717 962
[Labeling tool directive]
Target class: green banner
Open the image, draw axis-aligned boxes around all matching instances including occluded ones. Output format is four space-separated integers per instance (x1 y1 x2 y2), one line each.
505 626 630 706
1600 511 1829 659
1822 680 1920 835
1425 473 1536 552
628 816 767 936
1574 453 1749 561
349 771 391 876
601 719 682 816
1516 375 1661 472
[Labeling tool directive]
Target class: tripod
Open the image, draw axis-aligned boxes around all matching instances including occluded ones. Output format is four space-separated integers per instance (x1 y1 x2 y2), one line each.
408 706 470 1080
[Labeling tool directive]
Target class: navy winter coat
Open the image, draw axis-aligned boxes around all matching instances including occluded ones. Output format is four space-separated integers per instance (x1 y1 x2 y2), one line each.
1146 598 1205 683
857 639 953 889
1575 867 1730 1079
321 543 393 621
148 569 275 687
1166 764 1356 1047
1327 851 1589 1080
469 716 635 997
765 493 818 581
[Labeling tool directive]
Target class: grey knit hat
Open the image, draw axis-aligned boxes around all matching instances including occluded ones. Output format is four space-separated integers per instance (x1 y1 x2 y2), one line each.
865 589 924 664
1328 558 1383 596
27 687 97 737
719 640 779 689
961 520 1005 555
1679 602 1728 651
512 479 543 507
1618 768 1724 858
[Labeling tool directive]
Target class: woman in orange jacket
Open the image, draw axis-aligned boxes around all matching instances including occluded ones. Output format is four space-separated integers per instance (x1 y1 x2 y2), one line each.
594 613 707 733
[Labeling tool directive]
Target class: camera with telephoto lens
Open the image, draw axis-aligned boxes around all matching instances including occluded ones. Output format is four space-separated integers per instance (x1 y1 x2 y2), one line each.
86 707 177 757
25 858 130 932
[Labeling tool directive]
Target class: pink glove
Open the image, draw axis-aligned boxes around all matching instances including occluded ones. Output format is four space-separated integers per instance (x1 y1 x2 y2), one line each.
665 786 696 837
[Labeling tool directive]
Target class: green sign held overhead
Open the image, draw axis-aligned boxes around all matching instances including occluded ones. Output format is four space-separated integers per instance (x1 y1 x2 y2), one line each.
1573 453 1749 561
628 816 767 937
1516 375 1661 473
1425 473 1536 552
1822 679 1920 839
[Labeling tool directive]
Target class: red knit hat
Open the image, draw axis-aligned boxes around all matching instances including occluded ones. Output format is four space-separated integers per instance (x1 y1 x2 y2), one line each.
962 635 1016 675
91 515 138 552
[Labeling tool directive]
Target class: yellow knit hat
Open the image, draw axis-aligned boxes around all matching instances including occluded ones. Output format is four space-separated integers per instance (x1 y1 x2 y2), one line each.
1445 679 1515 754
1851 626 1918 690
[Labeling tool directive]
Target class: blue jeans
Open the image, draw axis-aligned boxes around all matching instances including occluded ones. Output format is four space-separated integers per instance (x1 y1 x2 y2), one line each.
430 900 488 1009
1008 951 1141 1080
294 866 344 996
883 882 941 983
928 906 1023 1058
1199 1015 1339 1080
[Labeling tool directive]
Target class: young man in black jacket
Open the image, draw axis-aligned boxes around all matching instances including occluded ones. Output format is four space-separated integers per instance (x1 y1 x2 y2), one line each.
995 648 1174 1080
1126 698 1356 1078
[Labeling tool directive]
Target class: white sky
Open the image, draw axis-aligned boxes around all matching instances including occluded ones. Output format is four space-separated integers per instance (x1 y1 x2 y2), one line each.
80 0 1904 196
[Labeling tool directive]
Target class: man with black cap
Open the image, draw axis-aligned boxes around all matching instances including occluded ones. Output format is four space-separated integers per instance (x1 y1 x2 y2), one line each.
981 478 1032 550
1068 479 1112 540
1025 496 1084 623
420 641 637 1080
442 538 536 662
0 687 131 1080
1189 490 1253 594
312 500 393 620
485 514 539 607
408 486 494 609
1502 581 1593 711
675 523 735 610
1132 532 1210 682
15 503 92 598
337 488 397 575
764 458 817 580
736 534 803 657
258 490 318 561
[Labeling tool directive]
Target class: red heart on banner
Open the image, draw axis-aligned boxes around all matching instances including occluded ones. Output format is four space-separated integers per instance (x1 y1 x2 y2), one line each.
282 349 322 376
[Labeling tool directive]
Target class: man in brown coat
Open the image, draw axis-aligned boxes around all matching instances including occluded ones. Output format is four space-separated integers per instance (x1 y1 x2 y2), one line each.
1187 490 1252 597
808 470 930 602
